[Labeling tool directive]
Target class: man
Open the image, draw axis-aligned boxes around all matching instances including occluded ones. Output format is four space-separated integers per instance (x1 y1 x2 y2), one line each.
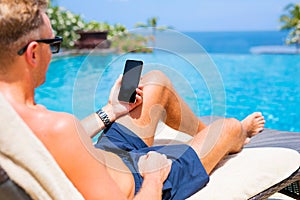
0 0 265 199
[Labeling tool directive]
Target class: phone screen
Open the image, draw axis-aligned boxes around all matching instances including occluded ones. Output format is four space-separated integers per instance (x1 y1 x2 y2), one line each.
118 60 143 103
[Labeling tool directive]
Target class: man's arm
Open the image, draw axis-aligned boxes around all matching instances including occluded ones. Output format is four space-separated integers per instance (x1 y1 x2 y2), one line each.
46 113 170 199
81 76 143 138
41 113 127 199
80 113 104 138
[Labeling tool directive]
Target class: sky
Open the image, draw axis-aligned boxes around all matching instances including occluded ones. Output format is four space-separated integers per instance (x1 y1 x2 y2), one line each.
55 0 298 32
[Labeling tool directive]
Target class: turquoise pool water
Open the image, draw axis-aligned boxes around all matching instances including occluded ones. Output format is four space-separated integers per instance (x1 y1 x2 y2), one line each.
35 51 300 132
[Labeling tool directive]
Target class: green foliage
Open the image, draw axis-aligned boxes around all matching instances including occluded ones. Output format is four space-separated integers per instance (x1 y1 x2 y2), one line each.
47 6 85 48
111 33 152 53
280 3 300 46
47 5 148 52
84 21 127 40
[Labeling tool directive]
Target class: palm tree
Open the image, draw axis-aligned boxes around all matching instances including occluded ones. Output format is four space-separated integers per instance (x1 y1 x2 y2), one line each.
280 3 300 52
135 17 172 48
135 17 159 30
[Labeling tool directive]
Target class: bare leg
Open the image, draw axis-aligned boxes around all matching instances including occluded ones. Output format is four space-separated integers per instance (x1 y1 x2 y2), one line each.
116 70 266 173
116 70 206 146
190 113 265 174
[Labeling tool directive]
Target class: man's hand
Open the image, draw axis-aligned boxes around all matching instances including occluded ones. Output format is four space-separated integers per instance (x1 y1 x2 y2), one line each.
103 75 143 122
138 151 172 183
133 151 172 199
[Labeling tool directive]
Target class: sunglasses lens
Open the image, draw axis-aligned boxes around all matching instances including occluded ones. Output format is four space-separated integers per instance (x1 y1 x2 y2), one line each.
50 41 61 54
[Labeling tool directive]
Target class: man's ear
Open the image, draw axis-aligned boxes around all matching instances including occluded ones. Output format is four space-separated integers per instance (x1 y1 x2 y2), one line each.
25 42 39 67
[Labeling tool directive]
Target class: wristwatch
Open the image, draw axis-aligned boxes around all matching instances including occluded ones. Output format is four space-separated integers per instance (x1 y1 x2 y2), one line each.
96 109 111 127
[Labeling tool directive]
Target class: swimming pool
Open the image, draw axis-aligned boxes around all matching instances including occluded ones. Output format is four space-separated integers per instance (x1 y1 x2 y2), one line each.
35 51 300 132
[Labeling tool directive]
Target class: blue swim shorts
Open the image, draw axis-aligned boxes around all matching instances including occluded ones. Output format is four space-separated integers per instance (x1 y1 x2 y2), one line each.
95 122 209 200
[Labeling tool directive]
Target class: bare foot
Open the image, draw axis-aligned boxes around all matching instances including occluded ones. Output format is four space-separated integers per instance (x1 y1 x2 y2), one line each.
242 112 265 144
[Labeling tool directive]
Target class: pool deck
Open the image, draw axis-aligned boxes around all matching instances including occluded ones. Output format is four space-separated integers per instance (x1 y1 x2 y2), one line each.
250 45 300 54
52 48 118 58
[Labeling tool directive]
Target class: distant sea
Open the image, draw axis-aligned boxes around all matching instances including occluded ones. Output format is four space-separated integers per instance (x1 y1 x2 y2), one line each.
183 30 290 54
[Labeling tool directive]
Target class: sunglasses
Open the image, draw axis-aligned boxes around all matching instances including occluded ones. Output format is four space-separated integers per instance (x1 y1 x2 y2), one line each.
17 36 63 56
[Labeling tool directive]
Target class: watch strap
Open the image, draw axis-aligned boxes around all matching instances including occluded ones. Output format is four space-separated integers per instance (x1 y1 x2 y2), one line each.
96 109 111 127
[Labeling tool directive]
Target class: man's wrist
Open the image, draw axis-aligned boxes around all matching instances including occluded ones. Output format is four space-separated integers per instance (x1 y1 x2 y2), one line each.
96 105 116 127
96 109 111 127
141 175 163 194
143 175 163 186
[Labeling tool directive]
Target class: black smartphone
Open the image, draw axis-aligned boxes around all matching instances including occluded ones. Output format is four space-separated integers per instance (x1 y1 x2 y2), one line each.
118 59 143 103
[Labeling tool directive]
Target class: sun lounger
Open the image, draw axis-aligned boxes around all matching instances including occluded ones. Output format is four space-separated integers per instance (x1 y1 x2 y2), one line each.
1 93 300 199
155 118 300 199
246 128 300 199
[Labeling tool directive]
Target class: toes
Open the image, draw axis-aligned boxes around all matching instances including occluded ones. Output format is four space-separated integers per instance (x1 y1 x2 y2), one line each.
253 112 262 117
254 114 264 120
254 112 265 126
257 119 266 128
257 118 265 125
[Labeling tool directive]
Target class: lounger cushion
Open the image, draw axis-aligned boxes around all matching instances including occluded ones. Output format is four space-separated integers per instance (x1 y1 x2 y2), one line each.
187 147 300 199
154 122 300 199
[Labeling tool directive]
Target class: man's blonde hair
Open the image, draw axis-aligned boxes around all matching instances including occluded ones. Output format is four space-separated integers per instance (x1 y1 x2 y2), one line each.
0 0 49 69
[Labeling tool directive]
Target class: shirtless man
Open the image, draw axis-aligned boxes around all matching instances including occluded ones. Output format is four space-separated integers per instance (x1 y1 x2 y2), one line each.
0 0 265 199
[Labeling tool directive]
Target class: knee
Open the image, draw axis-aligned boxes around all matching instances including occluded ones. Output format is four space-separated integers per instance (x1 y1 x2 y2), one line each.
142 70 172 88
224 118 243 139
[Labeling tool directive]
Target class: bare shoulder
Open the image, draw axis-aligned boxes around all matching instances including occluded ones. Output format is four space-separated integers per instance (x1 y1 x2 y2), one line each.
22 107 101 169
43 110 79 132
30 110 81 143
33 110 96 158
